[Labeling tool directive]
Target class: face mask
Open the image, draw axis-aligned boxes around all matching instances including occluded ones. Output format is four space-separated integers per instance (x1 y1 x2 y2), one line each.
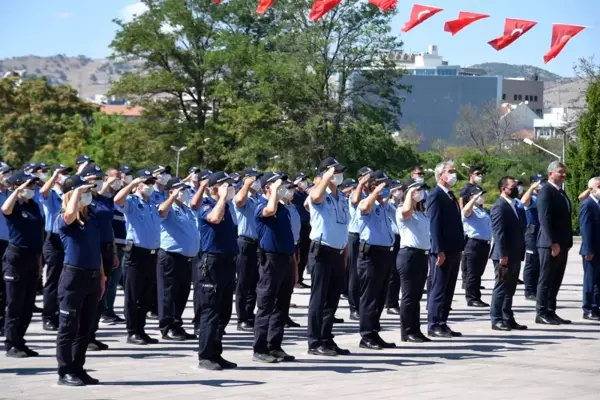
380 187 390 198
284 189 294 200
413 190 424 202
331 173 343 186
517 185 524 196
297 181 308 190
444 173 458 187
226 186 235 201
21 188 34 200
80 192 93 207
277 187 288 199
473 176 483 185
110 179 122 191
415 177 425 184
509 187 519 199
250 180 262 193
92 180 103 192
392 190 403 200
191 174 199 182
57 175 67 185
178 189 190 203
140 183 154 197
157 174 170 185
476 196 485 205
124 175 133 184
38 172 48 181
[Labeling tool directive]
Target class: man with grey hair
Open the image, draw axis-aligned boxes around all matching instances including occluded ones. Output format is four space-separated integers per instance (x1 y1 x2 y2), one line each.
425 161 465 338
578 177 600 321
535 161 573 325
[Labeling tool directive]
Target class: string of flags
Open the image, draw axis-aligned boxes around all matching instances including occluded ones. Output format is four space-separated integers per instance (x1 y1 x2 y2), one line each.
209 1 586 63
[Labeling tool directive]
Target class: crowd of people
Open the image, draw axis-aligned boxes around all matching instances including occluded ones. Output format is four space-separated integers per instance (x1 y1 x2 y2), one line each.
0 155 598 387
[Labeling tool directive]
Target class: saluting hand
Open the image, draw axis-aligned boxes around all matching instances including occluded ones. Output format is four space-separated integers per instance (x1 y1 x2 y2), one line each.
271 179 283 191
16 179 33 193
358 173 370 186
373 182 387 194
244 176 257 186
322 167 336 182
217 183 229 199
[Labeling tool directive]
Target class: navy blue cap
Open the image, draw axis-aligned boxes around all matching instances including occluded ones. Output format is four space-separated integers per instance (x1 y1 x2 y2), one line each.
530 173 545 183
341 178 358 189
79 163 103 179
317 157 345 174
405 178 425 190
243 167 262 178
189 166 200 174
198 169 213 180
357 167 373 178
34 162 49 172
54 164 73 173
7 170 39 186
165 177 189 191
0 162 13 174
62 175 93 194
371 170 392 186
119 165 132 174
390 179 405 190
76 154 94 165
294 172 307 182
229 172 241 182
148 165 167 175
135 168 156 181
207 171 233 187
260 171 288 187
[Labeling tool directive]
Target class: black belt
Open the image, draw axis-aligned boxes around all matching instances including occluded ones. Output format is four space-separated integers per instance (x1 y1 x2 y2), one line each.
349 232 359 238
239 235 258 245
7 243 41 256
64 264 101 277
263 252 293 260
403 247 430 255
368 244 394 252
311 241 344 255
161 250 194 262
203 253 236 261
130 245 158 255
468 238 491 245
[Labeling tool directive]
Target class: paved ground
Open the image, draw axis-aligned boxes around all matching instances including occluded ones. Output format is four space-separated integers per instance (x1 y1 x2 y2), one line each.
2 245 599 400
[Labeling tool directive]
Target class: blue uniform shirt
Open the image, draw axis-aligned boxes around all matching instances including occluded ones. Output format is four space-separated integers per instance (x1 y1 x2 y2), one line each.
40 188 63 233
309 190 350 250
235 195 259 239
255 195 295 255
387 202 399 236
151 188 167 207
0 191 9 241
348 191 366 234
160 202 200 257
292 191 310 224
524 195 540 226
287 203 301 244
115 194 161 250
358 201 395 247
57 213 101 270
228 199 238 226
90 194 115 243
4 199 44 252
462 207 492 241
198 197 239 255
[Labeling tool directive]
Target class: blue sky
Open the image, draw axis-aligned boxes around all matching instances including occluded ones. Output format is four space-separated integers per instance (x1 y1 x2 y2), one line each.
1 0 598 77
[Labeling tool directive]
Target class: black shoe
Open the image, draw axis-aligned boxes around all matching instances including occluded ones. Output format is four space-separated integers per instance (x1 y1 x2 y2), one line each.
535 315 560 325
285 318 301 328
146 311 159 320
77 370 100 385
340 294 348 300
467 300 489 308
446 326 462 337
551 314 572 325
525 294 537 301
329 341 351 355
583 312 600 321
295 282 310 289
87 339 109 351
253 352 279 363
215 355 238 369
32 304 43 313
237 321 254 332
417 333 432 342
194 327 200 337
359 338 382 350
141 332 159 344
349 311 359 321
270 349 295 362
428 326 452 338
58 373 85 387
101 314 126 325
492 321 511 331
23 346 39 357
6 347 28 358
198 358 223 371
386 307 400 315
332 316 344 324
43 320 58 332
403 334 426 343
507 320 528 330
307 345 337 357
127 334 149 345
376 336 396 349
183 330 197 340
480 285 486 289
163 329 186 341
517 279 524 285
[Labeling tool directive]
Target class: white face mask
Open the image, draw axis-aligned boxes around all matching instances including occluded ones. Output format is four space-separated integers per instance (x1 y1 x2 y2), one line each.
250 180 262 193
473 176 483 185
277 187 287 199
124 175 133 184
297 181 308 190
38 172 48 181
331 173 343 186
157 174 171 185
21 188 35 200
414 177 425 184
517 185 524 196
110 179 123 191
226 186 235 201
284 189 294 200
476 196 485 205
392 190 404 200
178 189 190 203
444 173 457 187
191 174 199 182
92 180 103 192
413 190 424 202
140 183 154 197
57 175 67 185
80 192 93 207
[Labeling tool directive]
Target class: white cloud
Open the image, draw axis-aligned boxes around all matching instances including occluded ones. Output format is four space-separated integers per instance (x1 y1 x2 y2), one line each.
121 1 149 22
55 12 72 20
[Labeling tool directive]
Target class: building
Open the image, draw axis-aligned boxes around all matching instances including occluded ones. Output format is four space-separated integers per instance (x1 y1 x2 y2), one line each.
100 105 144 121
502 78 544 117
390 45 458 76
533 107 573 139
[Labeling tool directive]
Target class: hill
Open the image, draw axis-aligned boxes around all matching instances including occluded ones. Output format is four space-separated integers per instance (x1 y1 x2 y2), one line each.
468 62 565 82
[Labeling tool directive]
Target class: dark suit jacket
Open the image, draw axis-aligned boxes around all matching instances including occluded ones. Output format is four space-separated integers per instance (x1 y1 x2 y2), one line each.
490 197 525 262
536 183 573 249
425 185 464 254
579 196 600 256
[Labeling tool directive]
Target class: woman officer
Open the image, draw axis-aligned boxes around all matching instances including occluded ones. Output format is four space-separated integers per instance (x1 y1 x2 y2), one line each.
55 175 105 387
1 170 44 358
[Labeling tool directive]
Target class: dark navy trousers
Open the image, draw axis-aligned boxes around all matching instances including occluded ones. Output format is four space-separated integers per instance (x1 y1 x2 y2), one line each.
582 257 600 313
523 226 540 297
427 252 461 330
235 237 259 323
347 233 361 314
123 246 157 336
537 248 569 317
397 247 428 336
490 260 521 324
462 239 490 303
358 246 393 339
386 235 401 309
42 233 64 325
157 250 193 336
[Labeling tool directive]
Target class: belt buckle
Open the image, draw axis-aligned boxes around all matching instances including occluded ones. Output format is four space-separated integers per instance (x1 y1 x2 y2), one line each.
486 241 491 245
389 247 394 252
150 249 156 255
338 249 344 255
424 250 429 255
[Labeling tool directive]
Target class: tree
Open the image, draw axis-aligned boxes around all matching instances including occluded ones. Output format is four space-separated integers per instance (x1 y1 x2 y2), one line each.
453 102 515 154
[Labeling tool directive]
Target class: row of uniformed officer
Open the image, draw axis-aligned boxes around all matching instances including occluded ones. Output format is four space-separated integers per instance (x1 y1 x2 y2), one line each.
0 164 11 335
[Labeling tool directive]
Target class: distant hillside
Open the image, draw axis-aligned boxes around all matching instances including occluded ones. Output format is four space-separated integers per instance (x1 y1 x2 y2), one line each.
468 62 565 82
0 55 135 99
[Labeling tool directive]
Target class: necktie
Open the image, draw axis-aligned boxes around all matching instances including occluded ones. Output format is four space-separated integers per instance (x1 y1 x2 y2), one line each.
448 190 457 202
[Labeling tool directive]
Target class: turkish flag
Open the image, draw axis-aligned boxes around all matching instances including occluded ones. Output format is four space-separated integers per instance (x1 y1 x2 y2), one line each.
401 4 443 33
488 18 537 50
309 0 342 21
369 0 397 12
444 11 489 35
212 0 221 3
543 24 585 63
257 0 274 14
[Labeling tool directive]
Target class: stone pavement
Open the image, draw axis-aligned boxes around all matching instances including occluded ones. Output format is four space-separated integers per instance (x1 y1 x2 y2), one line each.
1 245 599 400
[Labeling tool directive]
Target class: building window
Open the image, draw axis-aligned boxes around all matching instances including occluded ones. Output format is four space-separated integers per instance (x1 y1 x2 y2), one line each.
525 95 529 101
502 93 506 100
518 94 522 101
534 95 538 102
513 94 518 101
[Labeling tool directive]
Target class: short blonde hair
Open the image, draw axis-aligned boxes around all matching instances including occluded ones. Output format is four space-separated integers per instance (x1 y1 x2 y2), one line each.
61 190 89 226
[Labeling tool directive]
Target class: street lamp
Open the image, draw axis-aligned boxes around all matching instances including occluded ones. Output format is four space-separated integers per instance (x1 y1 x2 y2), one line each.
522 138 561 161
170 145 188 177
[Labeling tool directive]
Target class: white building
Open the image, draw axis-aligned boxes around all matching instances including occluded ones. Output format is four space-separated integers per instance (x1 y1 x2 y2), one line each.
533 108 572 139
389 45 460 76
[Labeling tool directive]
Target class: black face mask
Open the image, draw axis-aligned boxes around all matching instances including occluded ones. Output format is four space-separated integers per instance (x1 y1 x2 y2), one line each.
509 187 519 199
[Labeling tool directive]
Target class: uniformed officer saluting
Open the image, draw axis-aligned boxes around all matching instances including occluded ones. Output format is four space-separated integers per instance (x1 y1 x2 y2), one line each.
307 158 351 357
54 175 105 387
0 163 13 335
114 169 161 345
157 178 199 341
357 170 396 350
39 164 73 332
253 171 296 364
1 170 44 358
196 171 238 371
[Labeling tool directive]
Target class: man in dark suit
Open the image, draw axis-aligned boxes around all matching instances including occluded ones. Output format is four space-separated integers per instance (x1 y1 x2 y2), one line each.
536 161 573 325
578 177 600 321
489 176 527 331
426 161 464 338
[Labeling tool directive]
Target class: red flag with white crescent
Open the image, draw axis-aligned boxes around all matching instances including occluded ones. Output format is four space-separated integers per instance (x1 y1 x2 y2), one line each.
257 0 275 14
309 0 342 22
543 24 585 63
488 18 537 50
444 11 489 35
401 4 443 33
368 0 398 12
212 0 221 3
